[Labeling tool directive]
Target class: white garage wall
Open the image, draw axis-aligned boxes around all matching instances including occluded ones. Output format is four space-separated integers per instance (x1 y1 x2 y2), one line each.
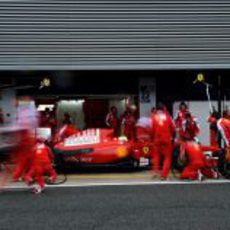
139 77 156 117
109 99 126 117
0 90 16 125
56 100 85 130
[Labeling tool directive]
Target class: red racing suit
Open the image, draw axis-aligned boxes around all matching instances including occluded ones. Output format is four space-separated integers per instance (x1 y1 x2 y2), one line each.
105 112 120 137
175 109 200 141
175 109 188 130
13 130 36 181
151 110 175 179
25 143 57 189
54 124 79 143
217 118 230 162
217 118 230 147
180 116 200 141
180 141 219 180
121 113 137 141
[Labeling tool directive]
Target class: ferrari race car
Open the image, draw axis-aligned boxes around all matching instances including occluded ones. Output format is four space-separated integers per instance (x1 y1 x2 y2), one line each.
53 128 152 169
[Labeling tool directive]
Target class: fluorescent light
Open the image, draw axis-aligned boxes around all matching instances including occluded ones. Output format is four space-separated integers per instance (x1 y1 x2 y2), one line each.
37 104 54 111
77 99 85 103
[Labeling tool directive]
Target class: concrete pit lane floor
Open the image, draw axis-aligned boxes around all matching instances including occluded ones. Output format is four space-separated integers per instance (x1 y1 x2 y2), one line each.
1 182 230 230
1 166 230 189
1 167 230 230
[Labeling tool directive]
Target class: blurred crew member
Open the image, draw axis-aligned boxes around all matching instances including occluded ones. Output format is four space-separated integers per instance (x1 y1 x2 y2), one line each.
180 141 219 180
52 112 79 143
40 108 51 126
62 112 72 125
180 112 200 141
121 106 137 141
55 124 79 142
151 107 157 115
25 140 57 194
151 103 175 179
40 108 57 136
136 117 152 142
175 102 189 131
13 129 36 182
105 106 120 137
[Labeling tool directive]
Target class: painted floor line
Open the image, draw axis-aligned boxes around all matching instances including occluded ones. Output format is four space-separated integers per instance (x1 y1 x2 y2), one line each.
2 179 230 190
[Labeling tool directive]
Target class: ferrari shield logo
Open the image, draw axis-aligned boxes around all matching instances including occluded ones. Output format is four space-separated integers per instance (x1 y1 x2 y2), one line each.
143 146 150 155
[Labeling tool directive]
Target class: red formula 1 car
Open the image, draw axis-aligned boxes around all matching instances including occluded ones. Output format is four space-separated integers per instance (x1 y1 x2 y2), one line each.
53 128 152 169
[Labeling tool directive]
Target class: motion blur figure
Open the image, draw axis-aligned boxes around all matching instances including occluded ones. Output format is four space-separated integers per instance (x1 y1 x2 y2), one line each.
16 96 39 132
151 103 175 180
54 123 79 144
175 102 189 133
13 97 39 181
175 102 200 141
180 141 219 180
105 106 120 137
62 112 73 125
12 129 36 182
135 117 152 142
40 108 57 136
121 106 137 141
25 139 57 194
180 112 200 141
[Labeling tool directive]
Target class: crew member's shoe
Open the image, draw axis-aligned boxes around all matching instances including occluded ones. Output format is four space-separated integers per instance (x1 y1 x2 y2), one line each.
151 173 160 180
198 170 204 182
31 185 43 194
160 176 168 181
13 177 23 182
213 171 219 179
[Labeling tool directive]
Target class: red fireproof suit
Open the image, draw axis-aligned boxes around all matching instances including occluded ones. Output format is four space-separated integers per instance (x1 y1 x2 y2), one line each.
105 112 120 137
25 143 57 189
180 141 219 180
121 113 137 141
13 130 36 181
136 117 152 141
175 109 200 141
217 118 230 147
151 110 175 179
55 124 79 142
175 110 188 130
180 116 200 141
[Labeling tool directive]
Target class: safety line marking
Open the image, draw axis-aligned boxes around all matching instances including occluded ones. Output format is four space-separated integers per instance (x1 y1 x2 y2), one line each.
2 179 230 191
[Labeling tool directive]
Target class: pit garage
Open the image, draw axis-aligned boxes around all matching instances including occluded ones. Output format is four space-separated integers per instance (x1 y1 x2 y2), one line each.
0 1 230 140
0 1 230 171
